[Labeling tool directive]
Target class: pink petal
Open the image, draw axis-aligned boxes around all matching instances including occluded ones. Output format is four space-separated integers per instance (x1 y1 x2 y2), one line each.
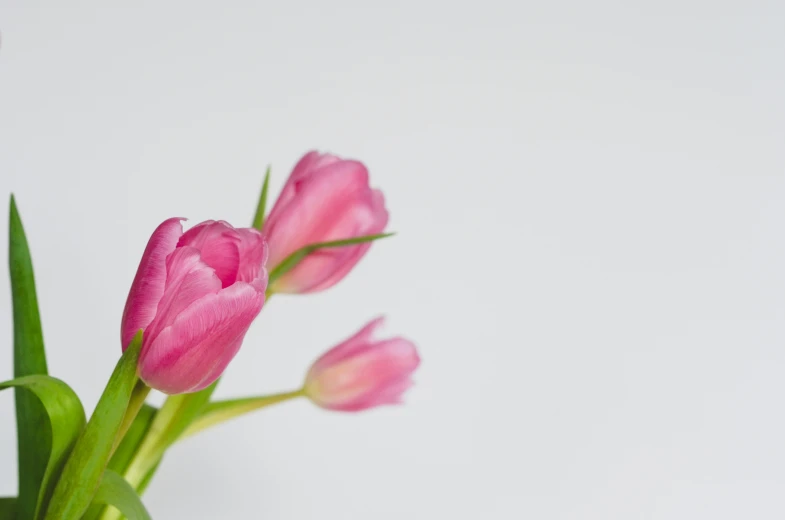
266 151 343 219
338 378 415 412
178 221 241 288
121 218 184 349
188 335 245 392
263 159 370 266
266 166 388 293
304 190 387 292
235 227 268 283
309 317 386 374
308 337 420 411
347 339 421 389
299 195 387 292
142 246 222 343
138 281 265 394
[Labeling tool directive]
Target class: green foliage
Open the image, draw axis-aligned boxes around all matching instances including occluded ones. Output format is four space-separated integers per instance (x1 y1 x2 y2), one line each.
108 404 158 475
44 332 144 520
9 196 51 519
0 497 17 519
268 232 395 286
91 470 151 520
0 376 85 519
252 165 272 230
119 383 217 494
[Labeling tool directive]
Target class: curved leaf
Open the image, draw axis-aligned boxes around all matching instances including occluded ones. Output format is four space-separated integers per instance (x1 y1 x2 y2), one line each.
0 375 86 519
92 470 151 520
9 195 50 519
44 332 143 520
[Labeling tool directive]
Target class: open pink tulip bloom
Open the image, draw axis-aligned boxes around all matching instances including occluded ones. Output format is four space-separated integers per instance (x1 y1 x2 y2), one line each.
263 151 389 293
304 318 420 411
122 218 268 394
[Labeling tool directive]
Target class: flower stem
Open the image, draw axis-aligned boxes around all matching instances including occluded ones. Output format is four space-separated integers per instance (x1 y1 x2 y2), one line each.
181 388 305 440
98 395 187 520
111 380 150 456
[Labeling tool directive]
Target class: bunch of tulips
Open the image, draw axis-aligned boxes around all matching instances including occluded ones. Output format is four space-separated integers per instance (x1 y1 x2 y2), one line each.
1 151 420 520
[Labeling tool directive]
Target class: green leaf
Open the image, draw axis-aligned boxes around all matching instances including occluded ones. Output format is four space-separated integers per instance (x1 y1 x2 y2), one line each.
252 165 271 230
91 470 151 520
0 497 17 519
9 195 50 520
0 375 86 519
44 331 144 520
268 232 395 287
182 389 304 439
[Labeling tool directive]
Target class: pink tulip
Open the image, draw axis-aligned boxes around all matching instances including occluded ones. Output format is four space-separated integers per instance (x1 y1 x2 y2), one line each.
263 151 389 293
122 218 268 394
304 318 420 411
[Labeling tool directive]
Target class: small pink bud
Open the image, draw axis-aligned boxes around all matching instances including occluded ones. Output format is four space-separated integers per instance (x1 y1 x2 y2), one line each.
263 151 389 293
121 219 268 394
304 318 420 412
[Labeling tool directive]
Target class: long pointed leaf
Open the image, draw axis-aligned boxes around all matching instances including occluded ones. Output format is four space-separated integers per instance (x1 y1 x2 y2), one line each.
0 375 86 519
45 332 143 520
0 497 17 519
252 165 271 230
9 195 50 519
91 470 151 520
268 232 395 285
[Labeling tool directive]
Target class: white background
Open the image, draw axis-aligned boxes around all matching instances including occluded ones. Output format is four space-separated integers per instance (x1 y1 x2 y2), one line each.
1 1 784 519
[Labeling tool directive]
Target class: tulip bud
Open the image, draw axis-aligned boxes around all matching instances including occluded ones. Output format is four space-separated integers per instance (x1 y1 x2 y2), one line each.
304 318 420 411
121 218 268 394
262 151 389 294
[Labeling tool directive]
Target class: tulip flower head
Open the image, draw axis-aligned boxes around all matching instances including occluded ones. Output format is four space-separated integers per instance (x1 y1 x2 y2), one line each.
263 151 389 294
122 218 268 394
304 318 420 411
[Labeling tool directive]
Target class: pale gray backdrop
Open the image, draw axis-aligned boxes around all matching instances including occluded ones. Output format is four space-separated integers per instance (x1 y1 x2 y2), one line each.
1 1 784 519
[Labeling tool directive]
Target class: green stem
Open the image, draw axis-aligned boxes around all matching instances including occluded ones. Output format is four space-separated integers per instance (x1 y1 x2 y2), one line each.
112 381 150 456
120 396 186 490
181 388 305 440
98 396 185 520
